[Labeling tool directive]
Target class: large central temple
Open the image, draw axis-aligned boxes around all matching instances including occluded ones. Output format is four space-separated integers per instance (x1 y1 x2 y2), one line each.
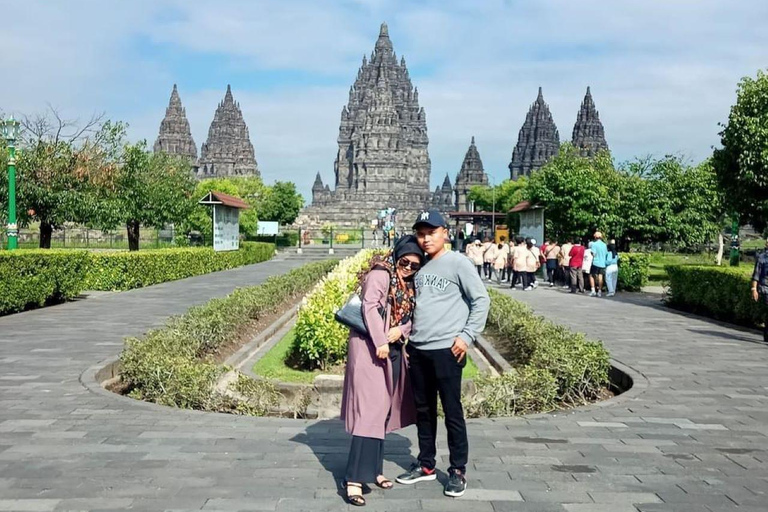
297 23 433 228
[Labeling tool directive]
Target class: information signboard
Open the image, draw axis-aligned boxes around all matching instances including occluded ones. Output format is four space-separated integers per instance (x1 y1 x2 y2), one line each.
213 204 240 252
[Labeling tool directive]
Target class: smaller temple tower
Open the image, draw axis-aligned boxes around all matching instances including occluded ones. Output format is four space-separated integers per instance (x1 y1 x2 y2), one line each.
571 86 609 157
198 85 260 180
455 136 489 211
431 174 455 212
153 84 197 163
508 87 560 180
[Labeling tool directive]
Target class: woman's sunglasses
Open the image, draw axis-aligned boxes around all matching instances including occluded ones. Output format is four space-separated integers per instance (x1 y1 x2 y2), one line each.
397 258 421 271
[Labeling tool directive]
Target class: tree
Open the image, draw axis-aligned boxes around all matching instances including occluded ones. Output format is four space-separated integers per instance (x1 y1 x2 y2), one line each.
713 69 768 233
255 181 304 225
526 144 619 242
99 142 195 251
0 109 115 248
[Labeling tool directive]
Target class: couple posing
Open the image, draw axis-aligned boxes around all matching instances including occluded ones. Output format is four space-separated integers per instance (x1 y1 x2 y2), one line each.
340 209 490 506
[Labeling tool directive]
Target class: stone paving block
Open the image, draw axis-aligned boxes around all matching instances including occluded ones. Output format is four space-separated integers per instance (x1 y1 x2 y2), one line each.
588 492 661 504
420 499 493 511
0 500 60 511
201 498 278 510
563 505 637 512
519 491 592 503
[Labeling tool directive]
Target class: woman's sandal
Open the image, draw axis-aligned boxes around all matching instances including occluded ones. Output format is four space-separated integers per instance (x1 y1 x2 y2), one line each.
375 476 394 490
345 482 366 507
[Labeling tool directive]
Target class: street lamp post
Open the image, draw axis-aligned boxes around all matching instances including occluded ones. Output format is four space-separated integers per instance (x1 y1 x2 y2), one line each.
2 117 21 251
490 176 496 239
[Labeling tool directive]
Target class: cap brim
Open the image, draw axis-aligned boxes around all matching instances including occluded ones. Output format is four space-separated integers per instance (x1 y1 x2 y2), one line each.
412 221 443 230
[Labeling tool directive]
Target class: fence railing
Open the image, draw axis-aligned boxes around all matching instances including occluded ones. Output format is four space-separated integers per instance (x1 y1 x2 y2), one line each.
0 226 179 250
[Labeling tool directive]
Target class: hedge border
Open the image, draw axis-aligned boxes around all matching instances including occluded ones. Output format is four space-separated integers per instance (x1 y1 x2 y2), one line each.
665 264 762 328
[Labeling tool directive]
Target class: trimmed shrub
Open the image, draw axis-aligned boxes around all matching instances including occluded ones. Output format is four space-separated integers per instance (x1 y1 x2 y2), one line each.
0 250 90 314
120 260 337 413
665 264 762 328
466 289 611 417
250 231 299 247
291 250 375 370
86 241 275 291
618 252 649 291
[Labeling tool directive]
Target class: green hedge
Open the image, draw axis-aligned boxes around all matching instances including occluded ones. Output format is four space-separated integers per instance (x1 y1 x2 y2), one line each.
0 250 91 314
466 289 611 417
86 242 275 291
665 264 762 328
120 259 338 413
250 231 299 247
618 252 649 291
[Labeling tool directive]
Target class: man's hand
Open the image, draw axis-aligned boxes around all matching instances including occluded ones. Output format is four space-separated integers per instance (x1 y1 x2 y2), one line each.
387 327 402 343
376 343 390 360
451 337 468 363
753 288 759 302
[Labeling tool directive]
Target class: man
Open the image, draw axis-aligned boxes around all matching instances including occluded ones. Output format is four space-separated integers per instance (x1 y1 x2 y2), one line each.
751 239 768 343
396 209 490 498
568 239 585 293
560 238 573 289
589 231 608 297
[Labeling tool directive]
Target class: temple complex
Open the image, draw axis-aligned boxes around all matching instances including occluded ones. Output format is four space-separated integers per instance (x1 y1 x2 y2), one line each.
454 136 489 211
153 84 197 164
571 86 609 157
508 87 561 181
297 23 434 228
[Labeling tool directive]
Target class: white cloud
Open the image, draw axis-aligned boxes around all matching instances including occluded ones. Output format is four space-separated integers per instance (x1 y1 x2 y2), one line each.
1 0 766 201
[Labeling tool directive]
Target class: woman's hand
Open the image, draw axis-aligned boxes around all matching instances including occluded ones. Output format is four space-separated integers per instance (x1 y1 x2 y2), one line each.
387 327 402 343
376 343 390 360
752 288 759 302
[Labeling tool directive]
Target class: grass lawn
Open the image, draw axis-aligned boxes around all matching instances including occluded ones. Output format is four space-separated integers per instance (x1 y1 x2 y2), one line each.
253 326 479 384
647 252 717 283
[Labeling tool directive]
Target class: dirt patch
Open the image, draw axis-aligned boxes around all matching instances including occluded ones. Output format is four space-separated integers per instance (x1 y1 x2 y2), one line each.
208 292 307 364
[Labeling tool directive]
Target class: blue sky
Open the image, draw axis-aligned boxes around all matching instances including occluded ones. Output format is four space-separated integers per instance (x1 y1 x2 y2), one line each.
2 0 767 201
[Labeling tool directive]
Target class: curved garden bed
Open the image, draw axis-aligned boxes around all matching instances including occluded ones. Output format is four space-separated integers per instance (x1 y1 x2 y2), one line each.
99 250 632 419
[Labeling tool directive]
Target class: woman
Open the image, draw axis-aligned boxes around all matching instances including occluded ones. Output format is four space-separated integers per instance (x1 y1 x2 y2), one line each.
484 241 499 283
524 238 539 291
467 239 483 276
493 243 507 284
482 237 494 280
341 235 422 507
582 241 594 293
605 240 619 297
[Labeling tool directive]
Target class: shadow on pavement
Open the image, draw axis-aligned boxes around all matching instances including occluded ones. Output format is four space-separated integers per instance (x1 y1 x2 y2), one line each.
290 419 415 497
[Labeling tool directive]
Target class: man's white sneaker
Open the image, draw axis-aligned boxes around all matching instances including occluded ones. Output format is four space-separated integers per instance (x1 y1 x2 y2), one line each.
597 291 602 298
589 291 597 297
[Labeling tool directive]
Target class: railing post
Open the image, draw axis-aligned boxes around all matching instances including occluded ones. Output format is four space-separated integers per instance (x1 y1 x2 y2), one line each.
361 227 365 249
329 227 334 255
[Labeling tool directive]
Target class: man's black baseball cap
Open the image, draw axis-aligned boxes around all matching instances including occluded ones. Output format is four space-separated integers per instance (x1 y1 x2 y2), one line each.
412 209 447 230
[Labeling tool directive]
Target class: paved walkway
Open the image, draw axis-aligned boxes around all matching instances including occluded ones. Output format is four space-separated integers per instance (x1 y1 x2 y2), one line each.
1 262 767 512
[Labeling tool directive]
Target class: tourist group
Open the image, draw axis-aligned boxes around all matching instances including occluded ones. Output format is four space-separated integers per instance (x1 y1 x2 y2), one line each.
465 232 621 297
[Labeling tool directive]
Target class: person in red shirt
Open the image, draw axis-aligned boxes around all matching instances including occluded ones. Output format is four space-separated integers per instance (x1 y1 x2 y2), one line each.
568 240 586 293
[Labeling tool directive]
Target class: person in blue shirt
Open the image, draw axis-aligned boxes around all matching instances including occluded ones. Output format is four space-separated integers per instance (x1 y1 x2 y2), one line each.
589 231 609 297
605 240 620 297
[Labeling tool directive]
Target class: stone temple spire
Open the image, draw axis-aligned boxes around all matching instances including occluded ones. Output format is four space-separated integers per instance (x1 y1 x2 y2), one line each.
571 86 609 157
455 136 489 212
508 87 560 180
197 84 260 180
153 84 197 162
305 20 429 220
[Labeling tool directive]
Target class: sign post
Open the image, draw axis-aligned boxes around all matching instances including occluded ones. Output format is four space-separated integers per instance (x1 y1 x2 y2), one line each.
198 191 251 252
